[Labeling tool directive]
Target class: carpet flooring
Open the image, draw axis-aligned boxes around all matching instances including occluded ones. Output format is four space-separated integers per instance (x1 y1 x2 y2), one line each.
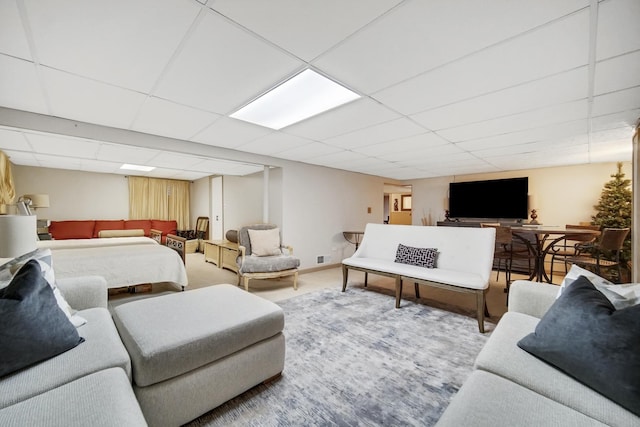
186 286 490 427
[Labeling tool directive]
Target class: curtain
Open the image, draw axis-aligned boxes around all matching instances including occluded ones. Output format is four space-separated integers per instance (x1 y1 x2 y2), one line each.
0 150 16 214
128 177 190 229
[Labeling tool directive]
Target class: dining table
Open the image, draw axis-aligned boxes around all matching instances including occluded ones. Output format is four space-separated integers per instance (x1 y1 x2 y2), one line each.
510 226 600 283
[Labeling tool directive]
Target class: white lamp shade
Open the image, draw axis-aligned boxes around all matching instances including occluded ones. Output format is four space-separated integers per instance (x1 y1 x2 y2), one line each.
0 215 37 258
23 194 50 208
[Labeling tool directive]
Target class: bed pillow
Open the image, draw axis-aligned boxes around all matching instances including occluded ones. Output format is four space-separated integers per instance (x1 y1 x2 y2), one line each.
518 275 640 416
248 228 282 256
0 260 84 377
394 244 438 268
559 265 640 309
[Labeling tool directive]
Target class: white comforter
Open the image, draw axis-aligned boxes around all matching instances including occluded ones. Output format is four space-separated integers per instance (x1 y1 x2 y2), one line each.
37 236 158 250
51 244 188 290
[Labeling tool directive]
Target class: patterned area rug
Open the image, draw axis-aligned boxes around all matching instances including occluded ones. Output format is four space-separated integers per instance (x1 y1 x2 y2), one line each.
187 286 490 427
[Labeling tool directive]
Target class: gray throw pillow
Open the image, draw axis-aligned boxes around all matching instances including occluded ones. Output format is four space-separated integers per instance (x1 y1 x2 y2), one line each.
394 244 438 268
0 260 84 378
518 275 640 416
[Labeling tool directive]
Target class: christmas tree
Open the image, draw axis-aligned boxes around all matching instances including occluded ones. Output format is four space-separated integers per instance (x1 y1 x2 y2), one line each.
591 162 632 278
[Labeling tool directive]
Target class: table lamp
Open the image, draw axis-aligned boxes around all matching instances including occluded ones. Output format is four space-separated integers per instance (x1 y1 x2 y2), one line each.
0 215 37 258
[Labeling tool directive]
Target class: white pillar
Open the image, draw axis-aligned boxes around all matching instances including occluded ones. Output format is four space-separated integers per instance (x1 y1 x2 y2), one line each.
263 166 269 223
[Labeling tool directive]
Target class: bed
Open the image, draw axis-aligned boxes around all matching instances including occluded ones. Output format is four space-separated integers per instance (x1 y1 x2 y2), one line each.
50 244 188 290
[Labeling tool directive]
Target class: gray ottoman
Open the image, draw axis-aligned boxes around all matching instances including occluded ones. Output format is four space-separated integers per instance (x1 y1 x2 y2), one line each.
112 284 285 427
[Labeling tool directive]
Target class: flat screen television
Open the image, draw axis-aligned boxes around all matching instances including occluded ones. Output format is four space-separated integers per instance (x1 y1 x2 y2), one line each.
448 177 528 220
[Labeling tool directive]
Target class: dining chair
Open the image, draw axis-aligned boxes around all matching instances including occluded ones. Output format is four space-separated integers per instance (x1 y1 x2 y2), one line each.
481 224 535 293
548 224 600 283
564 227 630 283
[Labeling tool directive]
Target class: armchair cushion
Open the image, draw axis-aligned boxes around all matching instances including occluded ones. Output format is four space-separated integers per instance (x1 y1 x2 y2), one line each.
238 255 300 274
248 228 282 256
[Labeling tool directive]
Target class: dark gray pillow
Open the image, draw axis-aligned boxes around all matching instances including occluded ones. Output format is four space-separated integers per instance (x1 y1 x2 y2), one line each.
0 260 83 378
518 275 640 416
394 243 438 268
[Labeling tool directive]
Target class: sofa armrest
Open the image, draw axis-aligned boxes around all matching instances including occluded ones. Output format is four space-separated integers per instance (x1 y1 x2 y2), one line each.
56 276 108 310
508 280 559 319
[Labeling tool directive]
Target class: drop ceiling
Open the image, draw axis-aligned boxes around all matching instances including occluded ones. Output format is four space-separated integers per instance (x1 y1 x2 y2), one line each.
0 0 638 181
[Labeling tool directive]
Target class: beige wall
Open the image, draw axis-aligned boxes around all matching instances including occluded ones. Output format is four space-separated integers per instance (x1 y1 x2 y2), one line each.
12 165 128 220
409 162 632 227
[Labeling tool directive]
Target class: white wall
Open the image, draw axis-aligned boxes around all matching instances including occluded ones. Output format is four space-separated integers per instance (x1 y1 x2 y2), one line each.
408 162 632 227
190 177 210 238
280 161 386 268
222 174 263 233
13 165 128 220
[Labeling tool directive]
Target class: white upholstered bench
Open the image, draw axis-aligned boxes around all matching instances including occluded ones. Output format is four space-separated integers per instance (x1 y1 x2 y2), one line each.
112 285 285 426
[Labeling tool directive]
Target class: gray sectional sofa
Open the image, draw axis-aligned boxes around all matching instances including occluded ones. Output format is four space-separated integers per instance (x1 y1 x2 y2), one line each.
0 275 148 426
436 280 640 427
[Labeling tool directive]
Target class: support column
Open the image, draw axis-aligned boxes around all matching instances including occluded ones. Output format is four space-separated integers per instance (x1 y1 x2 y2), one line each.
263 166 269 223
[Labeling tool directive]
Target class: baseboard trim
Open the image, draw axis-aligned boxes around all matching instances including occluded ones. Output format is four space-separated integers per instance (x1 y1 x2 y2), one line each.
299 263 341 274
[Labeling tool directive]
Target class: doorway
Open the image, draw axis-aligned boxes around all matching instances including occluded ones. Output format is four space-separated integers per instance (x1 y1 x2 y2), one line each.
384 184 412 225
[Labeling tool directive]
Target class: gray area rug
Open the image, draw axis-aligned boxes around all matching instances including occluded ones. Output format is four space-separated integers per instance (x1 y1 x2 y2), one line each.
187 286 490 427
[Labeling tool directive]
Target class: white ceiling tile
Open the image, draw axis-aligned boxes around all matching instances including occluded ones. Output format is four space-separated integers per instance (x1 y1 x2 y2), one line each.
79 160 122 174
154 10 303 114
411 68 589 131
384 144 467 163
0 55 48 114
590 127 635 144
312 150 369 166
2 150 38 166
149 152 207 170
23 133 100 158
131 97 220 140
0 128 31 151
592 86 640 117
236 132 312 156
0 1 32 60
315 0 588 93
324 118 427 149
285 98 400 140
457 120 588 151
596 0 640 60
439 100 589 143
42 67 147 129
169 170 211 181
376 10 590 115
275 142 342 162
591 108 640 132
353 133 452 157
96 143 162 165
191 117 272 149
589 138 633 162
594 51 640 96
24 0 200 92
210 0 402 62
35 153 83 170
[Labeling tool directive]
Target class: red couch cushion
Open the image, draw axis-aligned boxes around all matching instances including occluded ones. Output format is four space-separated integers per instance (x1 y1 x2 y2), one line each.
49 220 96 240
93 220 125 238
124 220 152 236
150 220 177 236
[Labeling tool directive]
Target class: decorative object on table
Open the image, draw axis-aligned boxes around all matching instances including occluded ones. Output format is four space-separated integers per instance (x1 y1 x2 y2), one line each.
590 162 631 280
444 209 453 221
0 215 37 258
529 209 539 224
0 150 16 215
393 198 398 211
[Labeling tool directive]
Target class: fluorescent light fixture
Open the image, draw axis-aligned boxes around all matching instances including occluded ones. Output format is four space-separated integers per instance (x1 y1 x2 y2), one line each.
120 163 155 172
230 69 361 130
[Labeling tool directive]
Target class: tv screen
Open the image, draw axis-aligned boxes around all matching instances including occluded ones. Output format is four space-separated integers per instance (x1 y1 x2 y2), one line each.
449 177 528 219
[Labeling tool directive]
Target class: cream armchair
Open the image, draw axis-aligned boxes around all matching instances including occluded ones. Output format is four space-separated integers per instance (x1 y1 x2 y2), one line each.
236 224 300 291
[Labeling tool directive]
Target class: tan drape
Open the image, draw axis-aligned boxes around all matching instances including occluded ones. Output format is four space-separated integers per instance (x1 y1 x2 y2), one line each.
0 150 16 214
128 177 190 229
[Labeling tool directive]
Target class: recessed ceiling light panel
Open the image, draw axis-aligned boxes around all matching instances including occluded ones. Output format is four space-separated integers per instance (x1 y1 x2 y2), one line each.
120 163 155 172
230 69 361 130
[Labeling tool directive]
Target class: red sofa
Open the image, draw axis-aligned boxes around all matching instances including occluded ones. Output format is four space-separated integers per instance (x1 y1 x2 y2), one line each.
49 219 177 240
